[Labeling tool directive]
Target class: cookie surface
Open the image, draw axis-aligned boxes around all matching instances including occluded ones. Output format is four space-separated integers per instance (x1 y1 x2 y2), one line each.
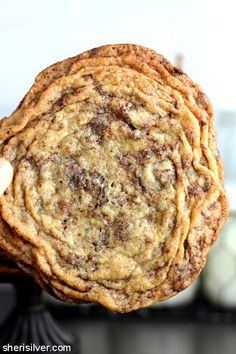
0 44 228 312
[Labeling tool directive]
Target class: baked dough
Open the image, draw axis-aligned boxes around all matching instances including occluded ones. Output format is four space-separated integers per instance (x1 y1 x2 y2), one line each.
0 44 228 312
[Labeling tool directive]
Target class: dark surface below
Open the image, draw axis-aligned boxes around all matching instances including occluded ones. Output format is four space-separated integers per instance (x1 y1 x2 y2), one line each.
1 284 236 354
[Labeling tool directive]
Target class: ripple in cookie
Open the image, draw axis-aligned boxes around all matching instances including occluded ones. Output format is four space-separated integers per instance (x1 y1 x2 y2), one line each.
0 44 228 312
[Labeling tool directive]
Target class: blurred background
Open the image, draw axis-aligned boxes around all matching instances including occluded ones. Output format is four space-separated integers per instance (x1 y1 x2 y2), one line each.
0 0 235 353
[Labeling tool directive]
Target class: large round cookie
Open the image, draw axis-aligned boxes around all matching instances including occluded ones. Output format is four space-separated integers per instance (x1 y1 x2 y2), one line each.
0 44 228 312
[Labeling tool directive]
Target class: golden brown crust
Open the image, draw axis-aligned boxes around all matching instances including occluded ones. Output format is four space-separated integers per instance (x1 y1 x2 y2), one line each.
0 44 228 312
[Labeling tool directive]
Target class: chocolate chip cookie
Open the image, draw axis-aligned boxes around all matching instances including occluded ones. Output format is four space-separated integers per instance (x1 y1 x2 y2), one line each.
0 44 228 312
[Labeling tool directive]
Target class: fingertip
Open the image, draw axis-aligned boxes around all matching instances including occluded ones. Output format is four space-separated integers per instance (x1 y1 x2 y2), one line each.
0 158 13 196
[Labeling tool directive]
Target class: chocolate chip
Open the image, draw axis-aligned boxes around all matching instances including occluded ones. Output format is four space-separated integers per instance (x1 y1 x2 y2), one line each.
82 73 94 81
117 103 137 130
90 47 98 57
172 67 184 76
89 120 109 143
188 185 203 196
111 217 130 242
65 160 107 207
195 92 208 110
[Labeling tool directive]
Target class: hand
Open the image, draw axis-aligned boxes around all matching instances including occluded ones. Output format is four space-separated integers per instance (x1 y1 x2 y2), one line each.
0 158 13 196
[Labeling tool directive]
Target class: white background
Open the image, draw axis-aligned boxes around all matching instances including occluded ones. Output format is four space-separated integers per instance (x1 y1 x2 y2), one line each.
0 0 236 115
